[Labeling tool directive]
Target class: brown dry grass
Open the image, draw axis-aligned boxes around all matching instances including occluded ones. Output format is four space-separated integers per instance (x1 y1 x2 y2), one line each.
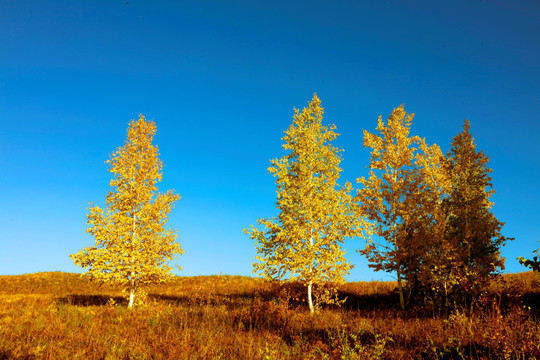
0 271 538 359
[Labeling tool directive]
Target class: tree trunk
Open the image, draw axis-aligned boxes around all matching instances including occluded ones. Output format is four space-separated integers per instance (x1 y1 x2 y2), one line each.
392 226 406 310
443 280 448 308
128 280 135 308
396 268 405 310
128 288 134 308
308 280 314 315
308 234 315 315
128 194 138 309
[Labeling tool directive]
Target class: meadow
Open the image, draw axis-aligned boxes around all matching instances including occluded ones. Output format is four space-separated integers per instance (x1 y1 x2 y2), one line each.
0 272 539 359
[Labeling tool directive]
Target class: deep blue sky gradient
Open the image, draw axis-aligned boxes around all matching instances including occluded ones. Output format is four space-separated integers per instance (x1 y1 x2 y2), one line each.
1 0 539 280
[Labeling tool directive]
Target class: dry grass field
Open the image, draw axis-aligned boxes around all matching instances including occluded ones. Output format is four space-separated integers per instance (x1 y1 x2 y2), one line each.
0 271 539 359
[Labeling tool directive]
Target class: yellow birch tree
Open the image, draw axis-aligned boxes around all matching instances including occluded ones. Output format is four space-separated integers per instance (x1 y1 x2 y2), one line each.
356 106 447 309
71 115 182 308
245 94 369 315
402 138 452 307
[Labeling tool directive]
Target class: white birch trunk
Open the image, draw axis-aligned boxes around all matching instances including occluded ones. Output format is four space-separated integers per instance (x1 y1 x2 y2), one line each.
308 235 314 315
128 285 135 308
308 280 314 314
129 188 137 309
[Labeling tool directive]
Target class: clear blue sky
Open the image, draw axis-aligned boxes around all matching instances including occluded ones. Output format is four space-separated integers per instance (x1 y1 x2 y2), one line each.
1 0 539 281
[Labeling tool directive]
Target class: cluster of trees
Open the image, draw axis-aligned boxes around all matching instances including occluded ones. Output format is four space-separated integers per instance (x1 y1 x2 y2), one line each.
356 105 510 310
246 95 510 313
72 96 522 312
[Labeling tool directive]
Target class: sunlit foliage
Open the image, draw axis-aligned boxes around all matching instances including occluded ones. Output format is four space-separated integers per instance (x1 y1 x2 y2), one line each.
355 106 447 309
71 115 182 308
245 94 370 314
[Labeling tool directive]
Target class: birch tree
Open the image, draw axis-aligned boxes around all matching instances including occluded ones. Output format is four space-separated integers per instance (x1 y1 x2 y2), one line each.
245 94 368 314
407 139 456 307
355 106 447 309
71 115 182 308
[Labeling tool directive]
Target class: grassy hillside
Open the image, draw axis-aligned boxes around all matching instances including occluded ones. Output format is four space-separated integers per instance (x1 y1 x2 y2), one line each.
0 272 539 359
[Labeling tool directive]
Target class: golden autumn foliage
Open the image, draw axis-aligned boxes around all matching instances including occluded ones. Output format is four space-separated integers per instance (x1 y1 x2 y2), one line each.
245 94 370 314
355 106 448 309
71 115 182 308
5 103 525 358
356 110 511 311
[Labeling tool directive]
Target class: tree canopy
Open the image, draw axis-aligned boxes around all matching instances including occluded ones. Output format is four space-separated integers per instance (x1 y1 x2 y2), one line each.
71 115 182 308
245 94 369 314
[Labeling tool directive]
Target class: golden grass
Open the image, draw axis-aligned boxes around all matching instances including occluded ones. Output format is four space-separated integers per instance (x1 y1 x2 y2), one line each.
0 271 538 359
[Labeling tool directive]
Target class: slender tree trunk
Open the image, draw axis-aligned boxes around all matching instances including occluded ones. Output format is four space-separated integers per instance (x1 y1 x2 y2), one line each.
129 211 136 309
128 280 135 308
397 268 405 310
128 179 138 309
308 280 314 315
128 191 137 309
443 280 448 308
308 235 314 315
390 174 406 310
392 227 405 310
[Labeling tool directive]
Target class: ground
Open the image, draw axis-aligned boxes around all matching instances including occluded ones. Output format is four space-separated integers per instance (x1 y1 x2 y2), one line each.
0 272 539 359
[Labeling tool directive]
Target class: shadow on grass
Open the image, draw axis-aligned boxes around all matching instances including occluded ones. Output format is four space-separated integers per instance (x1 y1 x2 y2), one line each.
147 292 281 307
58 294 127 307
0 351 13 360
339 292 400 311
146 287 401 313
56 288 540 318
147 293 192 305
523 292 540 316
